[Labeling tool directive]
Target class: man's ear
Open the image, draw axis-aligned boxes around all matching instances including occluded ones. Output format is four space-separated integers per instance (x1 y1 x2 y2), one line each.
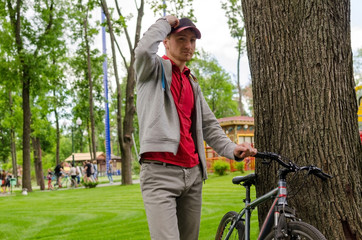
163 39 168 50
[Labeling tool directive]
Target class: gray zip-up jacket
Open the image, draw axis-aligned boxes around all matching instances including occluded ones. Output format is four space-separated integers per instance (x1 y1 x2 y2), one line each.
134 18 237 180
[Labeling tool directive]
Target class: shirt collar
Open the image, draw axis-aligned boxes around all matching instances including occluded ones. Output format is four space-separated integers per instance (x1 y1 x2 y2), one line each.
162 55 190 76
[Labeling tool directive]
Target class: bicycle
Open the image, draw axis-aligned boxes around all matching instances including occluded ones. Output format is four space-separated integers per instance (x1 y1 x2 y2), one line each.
54 173 76 190
215 152 332 240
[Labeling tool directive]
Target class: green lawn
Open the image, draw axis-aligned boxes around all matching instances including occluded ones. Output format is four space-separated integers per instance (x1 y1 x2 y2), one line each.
0 171 259 240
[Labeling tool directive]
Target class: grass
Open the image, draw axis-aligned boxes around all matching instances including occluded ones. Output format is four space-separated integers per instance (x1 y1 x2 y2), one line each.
0 171 259 240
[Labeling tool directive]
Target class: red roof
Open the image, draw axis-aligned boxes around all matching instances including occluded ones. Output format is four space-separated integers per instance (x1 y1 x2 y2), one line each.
218 116 254 123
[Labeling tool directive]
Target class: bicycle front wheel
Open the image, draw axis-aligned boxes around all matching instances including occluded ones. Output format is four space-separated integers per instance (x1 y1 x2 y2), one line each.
215 211 244 240
264 221 327 240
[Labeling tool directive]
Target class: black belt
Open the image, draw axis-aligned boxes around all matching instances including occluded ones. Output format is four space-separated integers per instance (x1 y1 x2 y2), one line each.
141 159 179 167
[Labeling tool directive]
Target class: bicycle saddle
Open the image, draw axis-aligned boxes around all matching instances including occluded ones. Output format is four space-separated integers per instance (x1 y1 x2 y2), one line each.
232 173 256 186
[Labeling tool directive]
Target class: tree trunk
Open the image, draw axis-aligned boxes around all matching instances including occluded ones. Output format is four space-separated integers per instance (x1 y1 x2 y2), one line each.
32 137 45 190
121 68 136 185
22 73 32 192
54 92 60 166
9 92 18 186
83 12 97 161
241 0 362 239
9 0 32 192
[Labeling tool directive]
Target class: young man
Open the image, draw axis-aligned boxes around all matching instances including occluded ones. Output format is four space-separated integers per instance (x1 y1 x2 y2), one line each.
134 15 257 240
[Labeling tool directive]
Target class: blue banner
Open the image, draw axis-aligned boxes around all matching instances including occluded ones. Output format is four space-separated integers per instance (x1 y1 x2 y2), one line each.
102 9 112 173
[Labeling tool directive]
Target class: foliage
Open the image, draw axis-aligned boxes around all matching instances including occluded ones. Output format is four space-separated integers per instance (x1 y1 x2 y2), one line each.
82 180 99 188
132 160 140 175
148 0 196 21
234 161 245 173
213 160 230 176
221 0 247 115
189 50 239 118
354 48 362 86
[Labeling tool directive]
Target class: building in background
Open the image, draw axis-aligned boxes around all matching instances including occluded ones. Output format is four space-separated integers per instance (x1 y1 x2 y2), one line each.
205 116 255 172
64 152 121 176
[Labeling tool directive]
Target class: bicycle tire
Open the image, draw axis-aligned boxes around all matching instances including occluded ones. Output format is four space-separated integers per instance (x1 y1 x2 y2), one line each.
215 211 244 240
264 221 327 240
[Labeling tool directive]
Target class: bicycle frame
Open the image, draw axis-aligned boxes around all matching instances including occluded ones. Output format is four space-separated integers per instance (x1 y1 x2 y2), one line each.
224 178 290 240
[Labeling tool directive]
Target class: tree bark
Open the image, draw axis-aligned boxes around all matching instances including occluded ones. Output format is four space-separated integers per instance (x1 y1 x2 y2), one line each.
32 137 45 190
241 0 362 239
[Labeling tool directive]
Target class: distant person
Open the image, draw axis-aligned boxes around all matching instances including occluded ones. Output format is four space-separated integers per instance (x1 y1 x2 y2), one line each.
69 164 78 188
84 161 93 183
89 161 95 182
93 160 98 181
1 170 7 193
107 162 113 184
46 169 53 190
76 165 82 184
54 162 64 187
5 172 12 193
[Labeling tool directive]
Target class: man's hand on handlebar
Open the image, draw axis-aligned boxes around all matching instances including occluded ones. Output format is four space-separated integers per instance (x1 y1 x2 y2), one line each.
233 143 257 160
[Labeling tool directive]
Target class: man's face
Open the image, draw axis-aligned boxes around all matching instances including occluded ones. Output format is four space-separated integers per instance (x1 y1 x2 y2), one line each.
164 29 197 64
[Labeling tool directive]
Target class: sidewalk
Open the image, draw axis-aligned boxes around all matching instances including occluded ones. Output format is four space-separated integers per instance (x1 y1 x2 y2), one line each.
0 179 140 196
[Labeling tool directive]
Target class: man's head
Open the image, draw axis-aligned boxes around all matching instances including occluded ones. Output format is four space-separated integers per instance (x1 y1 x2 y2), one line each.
163 18 201 68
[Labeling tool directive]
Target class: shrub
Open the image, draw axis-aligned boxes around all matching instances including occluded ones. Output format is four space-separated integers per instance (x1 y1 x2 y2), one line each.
132 160 140 175
213 160 230 176
82 180 98 188
235 161 245 174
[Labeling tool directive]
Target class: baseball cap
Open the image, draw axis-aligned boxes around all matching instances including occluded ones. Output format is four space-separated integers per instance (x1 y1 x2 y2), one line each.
171 18 201 39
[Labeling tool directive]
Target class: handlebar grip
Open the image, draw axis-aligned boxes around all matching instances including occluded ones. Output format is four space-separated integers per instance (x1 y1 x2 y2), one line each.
255 152 280 160
309 167 332 181
313 171 332 181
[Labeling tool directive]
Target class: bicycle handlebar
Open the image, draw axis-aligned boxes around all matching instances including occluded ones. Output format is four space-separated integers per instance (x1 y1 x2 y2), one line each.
254 151 332 181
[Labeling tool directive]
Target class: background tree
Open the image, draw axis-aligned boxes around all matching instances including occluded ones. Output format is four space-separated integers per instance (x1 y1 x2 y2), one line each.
99 0 144 185
149 0 195 20
5 0 68 191
222 0 247 116
353 48 362 86
189 50 239 118
68 0 104 161
242 0 362 239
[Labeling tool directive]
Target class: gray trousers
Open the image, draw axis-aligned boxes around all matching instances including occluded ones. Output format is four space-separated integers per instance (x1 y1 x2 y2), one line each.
140 162 203 240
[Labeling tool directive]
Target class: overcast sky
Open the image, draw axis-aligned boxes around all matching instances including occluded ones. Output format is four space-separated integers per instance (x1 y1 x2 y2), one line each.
99 1 362 87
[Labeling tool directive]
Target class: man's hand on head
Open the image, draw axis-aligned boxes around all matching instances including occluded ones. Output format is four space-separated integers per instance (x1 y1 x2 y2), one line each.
233 142 257 160
165 15 179 28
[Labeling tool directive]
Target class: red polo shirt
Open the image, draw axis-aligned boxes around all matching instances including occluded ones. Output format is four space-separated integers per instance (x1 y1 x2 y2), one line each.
141 56 199 168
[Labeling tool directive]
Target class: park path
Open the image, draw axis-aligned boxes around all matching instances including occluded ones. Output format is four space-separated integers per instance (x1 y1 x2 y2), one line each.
0 179 140 196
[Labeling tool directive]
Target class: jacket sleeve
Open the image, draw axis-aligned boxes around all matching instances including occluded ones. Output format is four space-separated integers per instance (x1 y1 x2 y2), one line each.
134 18 171 83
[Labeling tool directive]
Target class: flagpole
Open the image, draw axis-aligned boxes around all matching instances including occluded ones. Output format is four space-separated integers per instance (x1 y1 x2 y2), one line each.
101 8 112 176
